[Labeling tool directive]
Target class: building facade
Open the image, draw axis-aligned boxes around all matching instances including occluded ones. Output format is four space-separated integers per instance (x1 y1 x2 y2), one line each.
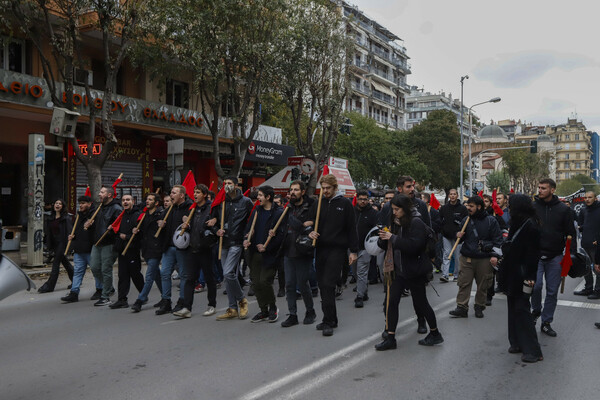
342 2 411 130
547 119 592 184
405 89 474 133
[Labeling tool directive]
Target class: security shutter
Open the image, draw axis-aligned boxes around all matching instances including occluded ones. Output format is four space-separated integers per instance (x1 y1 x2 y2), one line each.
76 160 143 203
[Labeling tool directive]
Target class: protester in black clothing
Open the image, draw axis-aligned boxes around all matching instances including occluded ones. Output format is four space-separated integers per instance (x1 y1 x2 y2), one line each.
173 184 218 318
439 189 468 281
110 195 143 309
131 193 164 312
575 191 600 299
38 199 74 293
498 194 543 363
244 185 285 323
273 193 286 298
308 174 358 337
375 194 443 351
61 196 102 303
482 194 508 306
353 190 379 308
594 250 600 328
378 176 431 227
421 193 442 272
279 180 316 327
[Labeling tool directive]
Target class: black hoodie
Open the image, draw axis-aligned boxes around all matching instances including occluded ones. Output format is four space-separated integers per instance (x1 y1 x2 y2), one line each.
578 201 600 248
459 208 503 259
354 204 378 251
533 195 576 257
162 198 194 251
92 198 123 245
113 207 142 255
139 207 165 260
439 201 468 240
213 189 253 247
70 206 95 254
309 193 358 253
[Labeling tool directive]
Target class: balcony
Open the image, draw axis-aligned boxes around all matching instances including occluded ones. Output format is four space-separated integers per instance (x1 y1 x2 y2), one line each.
369 113 389 125
351 81 371 96
372 90 396 107
350 58 369 73
371 46 391 62
392 57 412 74
354 36 369 50
366 65 395 85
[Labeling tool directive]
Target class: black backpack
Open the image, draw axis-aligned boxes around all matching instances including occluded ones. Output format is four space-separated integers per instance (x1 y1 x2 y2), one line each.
424 224 438 260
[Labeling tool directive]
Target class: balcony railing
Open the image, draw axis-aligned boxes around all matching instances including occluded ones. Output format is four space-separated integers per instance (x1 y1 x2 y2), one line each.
351 81 370 95
372 90 395 106
372 46 391 61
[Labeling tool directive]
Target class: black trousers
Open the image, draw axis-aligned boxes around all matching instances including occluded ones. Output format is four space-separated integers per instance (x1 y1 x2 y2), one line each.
583 247 600 291
249 252 277 312
507 293 543 358
117 252 144 301
45 242 74 290
184 249 216 310
385 274 437 333
276 255 285 290
315 246 345 326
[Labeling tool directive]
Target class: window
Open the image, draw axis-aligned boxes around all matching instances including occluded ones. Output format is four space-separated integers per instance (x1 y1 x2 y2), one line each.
565 144 570 150
166 79 189 108
576 153 580 159
576 162 581 169
576 143 581 150
575 134 580 140
565 161 570 169
1 37 26 73
565 134 570 140
565 154 570 160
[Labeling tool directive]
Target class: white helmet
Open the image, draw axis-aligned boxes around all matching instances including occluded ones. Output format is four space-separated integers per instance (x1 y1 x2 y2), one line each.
173 225 191 250
364 226 384 256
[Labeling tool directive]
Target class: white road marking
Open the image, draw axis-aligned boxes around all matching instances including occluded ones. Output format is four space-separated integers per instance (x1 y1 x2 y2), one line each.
239 297 456 400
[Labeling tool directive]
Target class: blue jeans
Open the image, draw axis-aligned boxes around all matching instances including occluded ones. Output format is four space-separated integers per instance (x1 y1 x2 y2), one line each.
71 252 102 294
221 245 244 309
531 255 562 324
160 246 187 301
137 258 162 303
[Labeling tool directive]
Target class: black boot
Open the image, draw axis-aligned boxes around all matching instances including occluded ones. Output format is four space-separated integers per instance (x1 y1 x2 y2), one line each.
60 291 79 303
155 299 172 315
38 283 53 293
375 335 397 351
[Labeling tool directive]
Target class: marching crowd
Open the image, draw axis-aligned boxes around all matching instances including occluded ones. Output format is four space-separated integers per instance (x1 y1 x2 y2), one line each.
36 173 600 362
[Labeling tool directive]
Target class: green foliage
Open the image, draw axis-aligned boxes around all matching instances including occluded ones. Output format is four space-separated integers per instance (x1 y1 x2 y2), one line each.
405 110 461 190
485 170 510 193
502 149 553 195
557 174 600 196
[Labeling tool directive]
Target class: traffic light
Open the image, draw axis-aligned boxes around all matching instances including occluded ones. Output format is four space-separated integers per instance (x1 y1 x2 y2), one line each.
530 140 537 153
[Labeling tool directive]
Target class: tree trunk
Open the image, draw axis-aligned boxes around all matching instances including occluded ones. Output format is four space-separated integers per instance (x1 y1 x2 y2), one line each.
86 162 103 204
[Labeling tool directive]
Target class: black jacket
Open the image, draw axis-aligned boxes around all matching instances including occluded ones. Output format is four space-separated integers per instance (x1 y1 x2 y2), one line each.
245 204 286 267
92 199 123 245
459 209 503 259
439 201 468 240
214 189 253 248
378 196 431 228
429 207 442 234
354 205 379 251
188 201 217 253
533 195 576 257
113 207 142 255
498 219 541 296
71 207 95 254
45 211 73 251
162 198 194 250
139 207 165 260
378 217 429 279
578 201 600 249
485 206 508 230
309 194 359 253
282 196 314 258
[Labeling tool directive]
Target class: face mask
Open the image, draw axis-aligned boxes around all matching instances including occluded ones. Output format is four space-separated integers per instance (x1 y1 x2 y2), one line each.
225 184 235 193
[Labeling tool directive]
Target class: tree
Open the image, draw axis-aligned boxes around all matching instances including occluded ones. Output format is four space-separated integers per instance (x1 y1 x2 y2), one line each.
134 0 287 179
333 112 426 188
485 170 510 193
557 174 599 196
406 109 461 192
274 0 352 194
502 149 553 194
2 0 140 197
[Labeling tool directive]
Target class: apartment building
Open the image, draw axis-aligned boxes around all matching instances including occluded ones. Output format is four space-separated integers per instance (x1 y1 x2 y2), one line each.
342 2 411 130
547 119 592 183
405 89 474 134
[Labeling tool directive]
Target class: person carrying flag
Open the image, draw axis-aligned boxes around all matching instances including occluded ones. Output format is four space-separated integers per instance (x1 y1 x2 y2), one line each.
84 186 123 306
155 184 193 315
130 193 164 312
243 185 285 323
439 189 468 282
109 195 143 309
531 178 576 337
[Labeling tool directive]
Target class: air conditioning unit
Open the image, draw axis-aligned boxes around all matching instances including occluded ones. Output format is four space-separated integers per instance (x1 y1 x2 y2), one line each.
74 68 93 86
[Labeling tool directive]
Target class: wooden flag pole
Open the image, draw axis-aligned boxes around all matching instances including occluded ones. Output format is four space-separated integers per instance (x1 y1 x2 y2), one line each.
448 217 470 260
247 212 258 246
154 204 173 238
64 214 79 255
264 206 289 248
179 207 195 236
85 205 102 230
122 214 146 256
218 201 226 260
312 189 324 247
95 226 112 247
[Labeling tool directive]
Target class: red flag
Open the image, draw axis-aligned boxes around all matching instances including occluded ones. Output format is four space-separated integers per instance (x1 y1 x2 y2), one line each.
492 202 504 216
211 187 226 211
111 210 125 233
137 207 148 221
209 181 215 192
492 189 498 203
560 237 573 277
352 193 357 207
182 170 197 198
430 193 441 210
478 190 484 198
84 186 91 197
323 165 330 176
112 177 123 198
250 199 260 214
189 202 197 210
510 188 515 194
243 188 250 197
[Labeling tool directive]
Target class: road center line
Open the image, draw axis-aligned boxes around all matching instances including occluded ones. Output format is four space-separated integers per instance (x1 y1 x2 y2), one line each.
239 297 456 400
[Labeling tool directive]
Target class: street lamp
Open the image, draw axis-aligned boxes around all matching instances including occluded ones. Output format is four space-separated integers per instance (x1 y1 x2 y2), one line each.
459 75 468 201
468 97 501 194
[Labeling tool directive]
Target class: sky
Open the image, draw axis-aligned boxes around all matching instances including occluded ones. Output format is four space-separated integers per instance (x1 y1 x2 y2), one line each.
349 0 600 132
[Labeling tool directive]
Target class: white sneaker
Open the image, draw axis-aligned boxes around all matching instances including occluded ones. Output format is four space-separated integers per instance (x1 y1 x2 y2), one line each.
173 307 191 318
203 306 216 316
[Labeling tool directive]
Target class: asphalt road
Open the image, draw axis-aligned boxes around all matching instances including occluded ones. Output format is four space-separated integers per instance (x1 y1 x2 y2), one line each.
1 268 599 400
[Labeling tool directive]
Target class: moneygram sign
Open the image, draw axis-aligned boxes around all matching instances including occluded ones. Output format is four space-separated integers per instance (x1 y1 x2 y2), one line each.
245 140 295 165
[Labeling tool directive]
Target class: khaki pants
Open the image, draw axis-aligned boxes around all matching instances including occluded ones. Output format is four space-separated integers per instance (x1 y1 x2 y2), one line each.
456 255 494 309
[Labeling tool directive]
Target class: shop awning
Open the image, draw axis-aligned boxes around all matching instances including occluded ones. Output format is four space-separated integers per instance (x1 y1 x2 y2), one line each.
371 81 396 98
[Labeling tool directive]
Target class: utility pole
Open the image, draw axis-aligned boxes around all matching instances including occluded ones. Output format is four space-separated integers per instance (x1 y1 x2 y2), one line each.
459 75 468 200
